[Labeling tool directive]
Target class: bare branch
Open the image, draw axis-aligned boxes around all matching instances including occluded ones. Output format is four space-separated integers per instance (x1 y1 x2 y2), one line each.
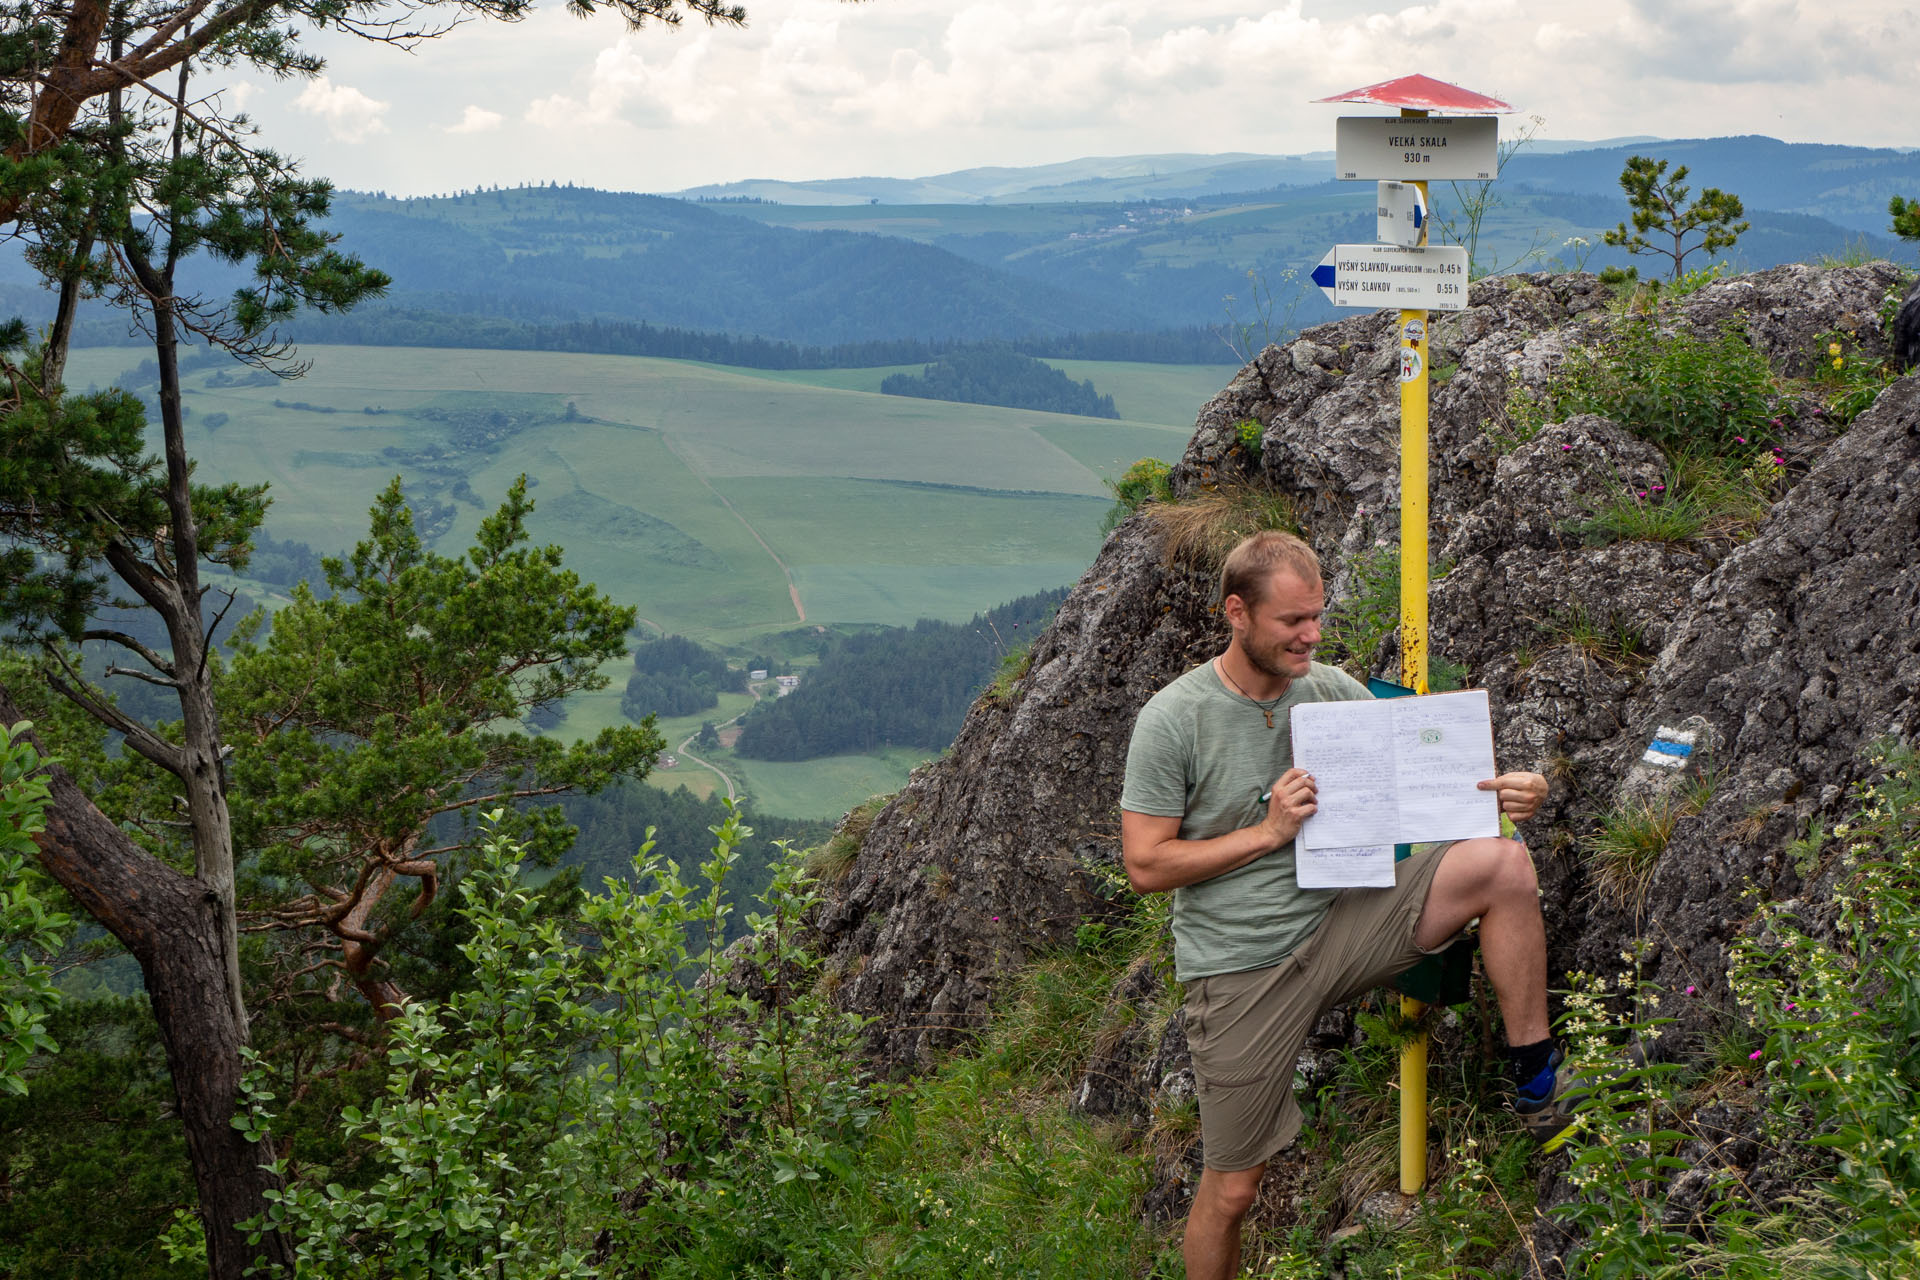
81 627 177 676
42 645 186 773
104 663 183 689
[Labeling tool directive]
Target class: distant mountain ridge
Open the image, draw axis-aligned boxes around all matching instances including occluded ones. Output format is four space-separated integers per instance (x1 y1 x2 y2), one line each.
669 139 1665 206
31 137 1916 358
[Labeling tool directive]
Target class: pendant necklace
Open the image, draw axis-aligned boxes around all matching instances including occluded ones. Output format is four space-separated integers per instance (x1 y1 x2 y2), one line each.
1216 661 1288 728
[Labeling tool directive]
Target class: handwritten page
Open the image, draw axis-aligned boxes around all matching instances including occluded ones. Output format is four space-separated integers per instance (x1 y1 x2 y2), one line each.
1392 691 1500 836
1296 843 1397 889
1288 700 1399 849
1289 690 1502 887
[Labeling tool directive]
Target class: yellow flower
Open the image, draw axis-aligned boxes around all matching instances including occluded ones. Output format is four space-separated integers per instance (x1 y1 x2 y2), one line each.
1833 356 1845 369
1828 341 1842 356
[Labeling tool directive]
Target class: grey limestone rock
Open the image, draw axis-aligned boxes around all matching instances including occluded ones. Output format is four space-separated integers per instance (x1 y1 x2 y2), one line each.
806 263 1918 1271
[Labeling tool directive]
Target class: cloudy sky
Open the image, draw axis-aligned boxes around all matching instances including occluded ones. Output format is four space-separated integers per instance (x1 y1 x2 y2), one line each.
233 0 1918 196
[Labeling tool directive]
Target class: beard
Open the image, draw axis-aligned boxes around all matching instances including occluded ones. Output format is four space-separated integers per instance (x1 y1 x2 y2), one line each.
1243 634 1309 681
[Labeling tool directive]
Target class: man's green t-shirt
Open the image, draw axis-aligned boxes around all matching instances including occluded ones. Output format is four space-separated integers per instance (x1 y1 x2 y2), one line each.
1121 660 1372 981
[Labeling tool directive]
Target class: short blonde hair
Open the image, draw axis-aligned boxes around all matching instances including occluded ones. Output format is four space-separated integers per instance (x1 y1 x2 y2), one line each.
1219 530 1320 607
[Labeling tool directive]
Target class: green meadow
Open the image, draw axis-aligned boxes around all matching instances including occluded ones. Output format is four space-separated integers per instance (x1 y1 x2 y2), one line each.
66 343 1228 816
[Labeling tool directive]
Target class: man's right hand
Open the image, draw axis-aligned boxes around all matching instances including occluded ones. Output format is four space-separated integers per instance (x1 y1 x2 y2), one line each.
1261 766 1317 848
1122 768 1320 893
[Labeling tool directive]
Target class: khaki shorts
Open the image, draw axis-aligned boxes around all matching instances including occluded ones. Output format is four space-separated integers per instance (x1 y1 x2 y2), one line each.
1181 843 1460 1172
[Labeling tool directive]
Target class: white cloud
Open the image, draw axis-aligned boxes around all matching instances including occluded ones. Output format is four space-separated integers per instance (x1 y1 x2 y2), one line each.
261 0 1920 195
445 105 504 134
292 77 389 142
526 34 727 131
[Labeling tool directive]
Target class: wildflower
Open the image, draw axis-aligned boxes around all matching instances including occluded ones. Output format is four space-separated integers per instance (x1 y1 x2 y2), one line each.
1735 436 1747 444
1833 356 1844 370
1653 484 1666 493
1686 985 1698 996
1561 443 1573 452
1749 1049 1764 1060
1637 490 1647 499
1829 342 1842 356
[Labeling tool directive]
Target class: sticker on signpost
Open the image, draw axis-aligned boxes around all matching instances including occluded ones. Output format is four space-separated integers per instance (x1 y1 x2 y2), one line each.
1399 349 1423 382
1402 318 1426 343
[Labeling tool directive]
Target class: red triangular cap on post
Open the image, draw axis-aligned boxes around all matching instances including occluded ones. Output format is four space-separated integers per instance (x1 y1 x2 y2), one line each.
1314 74 1511 113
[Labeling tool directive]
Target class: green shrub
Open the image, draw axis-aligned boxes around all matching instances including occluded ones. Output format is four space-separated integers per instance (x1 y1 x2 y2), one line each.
0 724 68 1097
1551 318 1778 458
241 807 881 1276
1236 417 1266 462
1323 544 1400 678
1102 456 1174 532
1812 328 1899 425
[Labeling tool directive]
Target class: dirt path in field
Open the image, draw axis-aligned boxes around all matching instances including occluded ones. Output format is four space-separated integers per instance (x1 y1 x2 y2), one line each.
662 436 806 623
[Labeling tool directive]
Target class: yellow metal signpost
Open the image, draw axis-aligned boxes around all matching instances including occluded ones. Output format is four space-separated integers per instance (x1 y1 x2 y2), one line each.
1313 74 1511 1197
1396 133 1432 1194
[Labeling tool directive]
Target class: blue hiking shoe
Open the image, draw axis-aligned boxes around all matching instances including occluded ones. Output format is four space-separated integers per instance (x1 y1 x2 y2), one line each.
1514 1043 1645 1151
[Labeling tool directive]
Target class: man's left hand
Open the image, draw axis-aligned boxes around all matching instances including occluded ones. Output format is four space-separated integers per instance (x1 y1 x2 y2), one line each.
1478 772 1549 823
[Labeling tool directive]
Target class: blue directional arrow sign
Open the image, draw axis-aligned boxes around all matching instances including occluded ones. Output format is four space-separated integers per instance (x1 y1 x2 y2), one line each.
1311 244 1469 311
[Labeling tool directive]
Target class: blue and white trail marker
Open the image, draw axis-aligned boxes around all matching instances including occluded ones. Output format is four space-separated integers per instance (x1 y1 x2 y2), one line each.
1377 181 1427 248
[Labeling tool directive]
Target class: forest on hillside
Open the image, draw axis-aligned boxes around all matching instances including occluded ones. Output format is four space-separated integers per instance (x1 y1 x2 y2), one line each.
733 589 1067 760
881 346 1120 417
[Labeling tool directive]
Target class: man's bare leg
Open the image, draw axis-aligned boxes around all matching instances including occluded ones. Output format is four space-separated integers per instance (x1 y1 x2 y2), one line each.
1184 1163 1266 1280
1414 837 1549 1045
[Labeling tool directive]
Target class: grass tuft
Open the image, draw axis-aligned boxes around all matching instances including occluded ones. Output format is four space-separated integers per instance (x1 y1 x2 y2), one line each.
1582 779 1711 910
1144 485 1305 578
982 640 1035 706
803 791 893 883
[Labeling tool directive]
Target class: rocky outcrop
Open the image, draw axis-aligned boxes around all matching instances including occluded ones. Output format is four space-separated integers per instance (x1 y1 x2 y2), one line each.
811 519 1226 1072
809 261 1918 1269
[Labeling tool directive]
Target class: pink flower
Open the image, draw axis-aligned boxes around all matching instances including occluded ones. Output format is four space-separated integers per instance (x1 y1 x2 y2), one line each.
1561 443 1573 451
1685 985 1698 996
1749 1049 1764 1060
1735 436 1747 444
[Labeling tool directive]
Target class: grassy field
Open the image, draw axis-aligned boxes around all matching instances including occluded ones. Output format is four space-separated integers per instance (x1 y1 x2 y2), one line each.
66 342 1222 819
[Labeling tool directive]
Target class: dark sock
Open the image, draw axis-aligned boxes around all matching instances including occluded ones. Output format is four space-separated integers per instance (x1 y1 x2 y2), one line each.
1510 1038 1557 1099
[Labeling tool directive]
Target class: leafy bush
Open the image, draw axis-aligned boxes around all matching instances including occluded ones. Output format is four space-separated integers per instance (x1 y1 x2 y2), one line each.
242 807 880 1276
1102 456 1173 532
1812 329 1899 425
0 724 68 1097
1550 318 1778 458
1322 543 1400 678
1236 417 1265 462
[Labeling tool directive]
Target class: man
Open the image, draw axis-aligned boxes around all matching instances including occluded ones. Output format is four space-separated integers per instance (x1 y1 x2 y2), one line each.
1121 529 1563 1280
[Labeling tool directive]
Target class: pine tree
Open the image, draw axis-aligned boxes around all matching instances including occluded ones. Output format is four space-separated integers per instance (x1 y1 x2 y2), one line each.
1603 156 1749 280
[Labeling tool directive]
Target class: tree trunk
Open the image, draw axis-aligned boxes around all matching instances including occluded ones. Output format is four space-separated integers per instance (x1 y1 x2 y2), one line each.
7 691 296 1277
